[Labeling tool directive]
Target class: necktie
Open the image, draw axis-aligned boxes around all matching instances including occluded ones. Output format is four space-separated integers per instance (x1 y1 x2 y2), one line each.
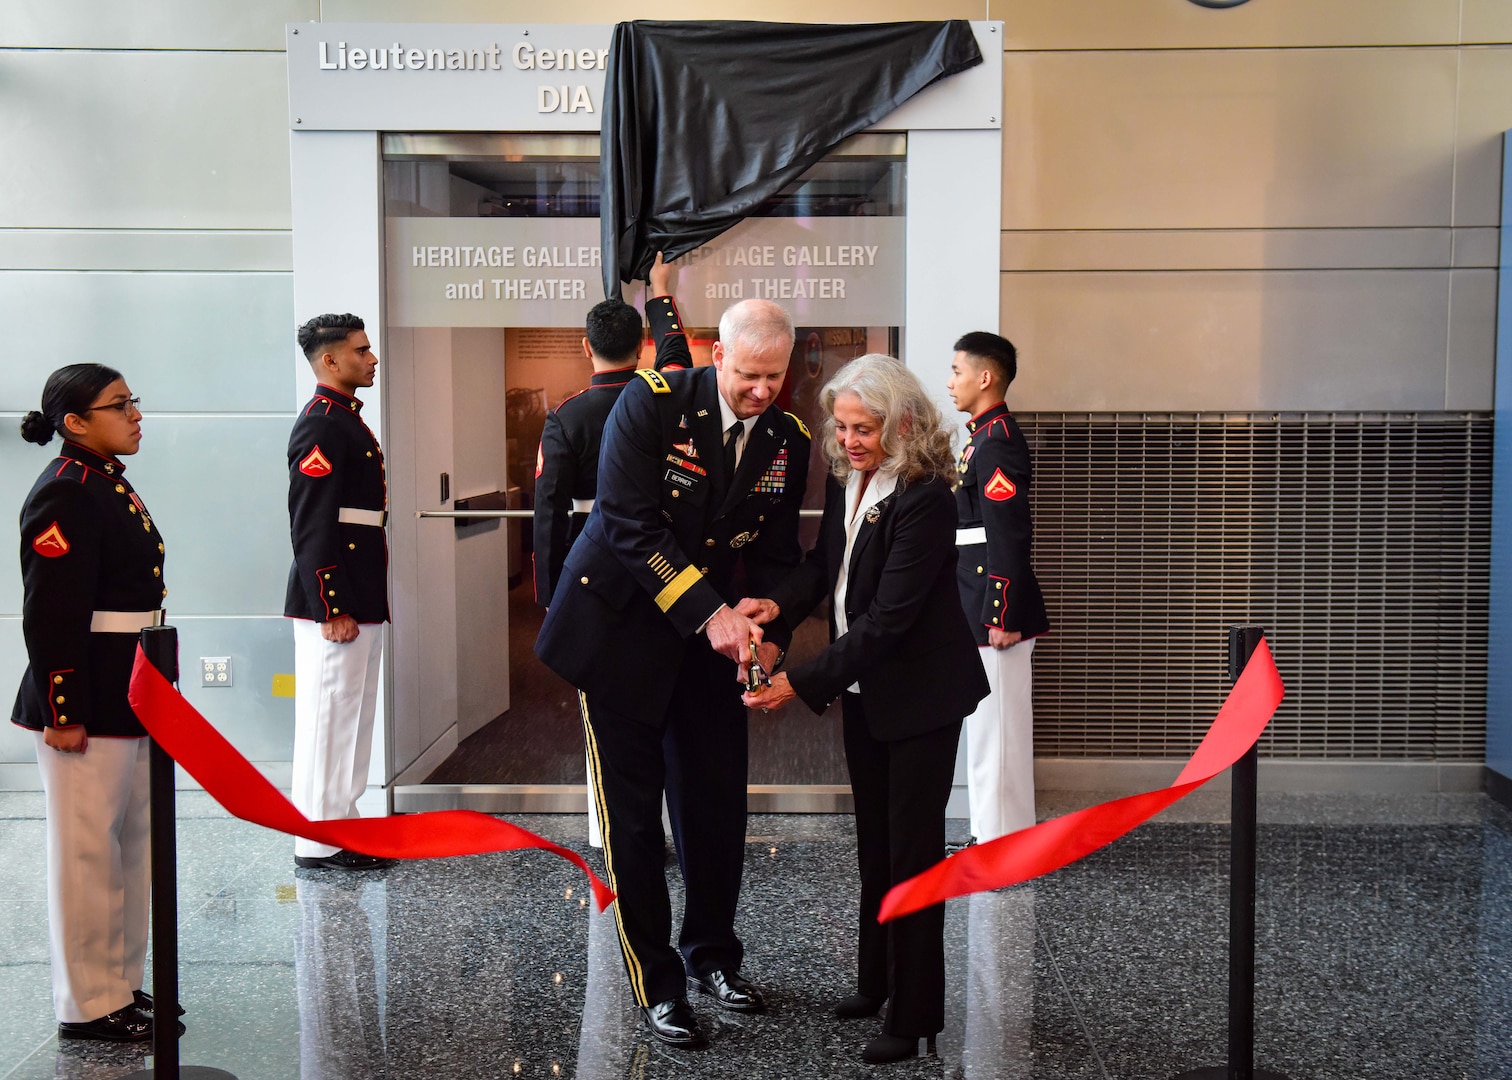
723 421 742 482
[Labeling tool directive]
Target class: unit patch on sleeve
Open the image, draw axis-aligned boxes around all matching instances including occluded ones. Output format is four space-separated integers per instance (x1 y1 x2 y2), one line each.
299 446 334 477
32 522 70 557
984 469 1017 502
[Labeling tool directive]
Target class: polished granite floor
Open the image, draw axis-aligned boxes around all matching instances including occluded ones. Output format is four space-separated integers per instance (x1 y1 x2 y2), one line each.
1 790 1509 1079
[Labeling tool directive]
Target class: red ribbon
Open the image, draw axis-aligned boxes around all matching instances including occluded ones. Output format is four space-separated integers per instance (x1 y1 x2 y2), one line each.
128 646 615 912
878 638 1285 923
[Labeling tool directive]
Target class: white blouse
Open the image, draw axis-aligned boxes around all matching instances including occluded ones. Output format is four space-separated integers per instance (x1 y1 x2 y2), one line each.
833 467 897 693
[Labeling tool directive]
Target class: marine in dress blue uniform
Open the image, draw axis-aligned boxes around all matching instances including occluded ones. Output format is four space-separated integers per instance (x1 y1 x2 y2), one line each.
948 333 1050 843
285 314 392 871
535 298 810 1047
13 366 166 1040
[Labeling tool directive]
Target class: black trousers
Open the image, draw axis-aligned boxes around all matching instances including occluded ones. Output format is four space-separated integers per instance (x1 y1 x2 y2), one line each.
579 642 749 1007
842 692 962 1038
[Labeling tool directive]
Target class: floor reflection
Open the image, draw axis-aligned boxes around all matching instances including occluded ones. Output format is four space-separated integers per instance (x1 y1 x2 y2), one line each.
295 874 389 1079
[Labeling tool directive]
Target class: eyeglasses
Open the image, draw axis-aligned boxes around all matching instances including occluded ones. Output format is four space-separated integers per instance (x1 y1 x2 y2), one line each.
81 397 142 416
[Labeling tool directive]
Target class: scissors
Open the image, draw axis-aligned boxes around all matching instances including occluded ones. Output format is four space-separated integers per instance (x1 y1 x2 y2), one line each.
745 639 773 694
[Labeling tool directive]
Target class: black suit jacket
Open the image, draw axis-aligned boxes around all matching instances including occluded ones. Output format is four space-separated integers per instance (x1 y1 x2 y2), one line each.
772 472 989 742
534 364 811 725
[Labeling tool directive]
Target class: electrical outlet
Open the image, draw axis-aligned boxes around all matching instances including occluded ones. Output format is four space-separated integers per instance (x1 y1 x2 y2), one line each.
201 656 233 687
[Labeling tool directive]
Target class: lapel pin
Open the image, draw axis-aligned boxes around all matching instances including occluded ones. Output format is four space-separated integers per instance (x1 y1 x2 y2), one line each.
865 505 882 524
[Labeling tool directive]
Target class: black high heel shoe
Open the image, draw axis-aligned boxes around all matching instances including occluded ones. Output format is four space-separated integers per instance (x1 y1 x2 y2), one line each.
834 993 885 1019
861 1033 937 1064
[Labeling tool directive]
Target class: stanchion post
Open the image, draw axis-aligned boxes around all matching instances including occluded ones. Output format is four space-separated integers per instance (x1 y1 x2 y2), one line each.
123 626 237 1080
1174 625 1288 1080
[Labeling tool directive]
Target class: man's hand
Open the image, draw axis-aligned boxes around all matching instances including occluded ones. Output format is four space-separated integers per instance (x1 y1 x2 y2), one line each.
704 604 763 662
44 725 88 755
735 597 780 625
648 251 678 298
322 615 360 644
736 640 784 687
743 672 796 712
988 627 1022 650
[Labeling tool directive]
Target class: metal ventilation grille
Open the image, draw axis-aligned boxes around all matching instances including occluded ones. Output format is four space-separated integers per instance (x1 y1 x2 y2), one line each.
1015 413 1491 761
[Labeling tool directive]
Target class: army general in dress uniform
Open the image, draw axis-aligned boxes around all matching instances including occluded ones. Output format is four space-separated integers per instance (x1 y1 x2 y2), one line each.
13 364 169 1042
535 297 810 1049
285 314 393 872
946 332 1050 844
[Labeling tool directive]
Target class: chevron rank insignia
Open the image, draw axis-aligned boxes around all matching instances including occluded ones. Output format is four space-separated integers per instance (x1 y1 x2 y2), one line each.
984 469 1017 502
32 522 69 558
299 446 333 477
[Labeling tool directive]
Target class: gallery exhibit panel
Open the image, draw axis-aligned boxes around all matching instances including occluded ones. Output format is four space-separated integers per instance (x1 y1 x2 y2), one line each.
285 21 1004 810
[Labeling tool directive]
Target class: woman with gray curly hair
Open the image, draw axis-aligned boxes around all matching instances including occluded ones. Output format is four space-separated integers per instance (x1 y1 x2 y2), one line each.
739 354 988 1064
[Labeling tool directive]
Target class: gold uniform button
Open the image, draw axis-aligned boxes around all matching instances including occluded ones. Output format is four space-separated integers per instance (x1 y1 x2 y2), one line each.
158 543 165 554
700 567 709 574
153 567 161 577
349 543 356 550
366 451 373 458
162 588 168 598
580 576 589 585
328 590 336 597
705 539 715 547
323 573 331 580
976 565 984 573
142 523 151 532
332 608 340 614
758 515 766 522
55 696 64 705
671 490 680 498
53 676 63 685
128 505 137 514
996 582 1003 590
115 484 125 493
58 716 68 724
994 600 1001 607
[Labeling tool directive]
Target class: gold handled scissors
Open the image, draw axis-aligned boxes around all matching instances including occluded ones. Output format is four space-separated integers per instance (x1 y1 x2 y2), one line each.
745 639 773 694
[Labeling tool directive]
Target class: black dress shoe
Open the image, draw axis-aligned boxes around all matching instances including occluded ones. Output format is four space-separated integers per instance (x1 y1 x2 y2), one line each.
294 849 395 871
59 1003 153 1042
861 1033 937 1064
834 992 886 1019
945 836 978 855
639 997 706 1047
689 969 765 1012
133 989 186 1017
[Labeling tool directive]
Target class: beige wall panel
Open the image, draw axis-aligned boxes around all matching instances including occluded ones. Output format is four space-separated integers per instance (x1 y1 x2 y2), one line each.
1 0 314 49
321 0 984 22
0 51 290 230
1445 268 1497 410
1002 49 1457 231
1452 226 1502 267
1452 47 1512 228
1001 270 1450 412
991 0 1457 50
1462 0 1512 45
1000 228 1453 273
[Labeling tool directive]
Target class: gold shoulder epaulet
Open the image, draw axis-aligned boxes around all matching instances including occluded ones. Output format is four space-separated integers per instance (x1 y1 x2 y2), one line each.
784 411 811 439
636 368 671 394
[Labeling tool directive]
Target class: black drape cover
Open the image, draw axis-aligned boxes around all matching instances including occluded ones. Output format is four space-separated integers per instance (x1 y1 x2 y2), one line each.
600 20 983 297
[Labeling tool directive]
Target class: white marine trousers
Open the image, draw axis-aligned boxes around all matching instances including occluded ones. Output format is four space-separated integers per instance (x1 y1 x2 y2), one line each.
33 732 150 1023
292 619 383 859
964 638 1037 842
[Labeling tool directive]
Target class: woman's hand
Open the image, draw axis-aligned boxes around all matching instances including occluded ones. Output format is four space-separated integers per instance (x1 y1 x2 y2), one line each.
43 725 88 755
735 597 780 625
743 672 797 712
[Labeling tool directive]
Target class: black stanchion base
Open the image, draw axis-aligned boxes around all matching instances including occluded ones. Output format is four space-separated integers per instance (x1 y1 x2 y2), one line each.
1174 1068 1290 1080
120 1068 238 1080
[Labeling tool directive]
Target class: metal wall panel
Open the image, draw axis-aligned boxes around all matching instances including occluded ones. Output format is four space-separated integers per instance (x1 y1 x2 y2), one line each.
1002 270 1453 413
0 620 31 763
0 0 315 50
123 417 293 616
1463 1 1512 45
0 51 290 230
0 272 295 414
1000 228 1458 273
0 442 42 613
321 0 986 23
992 0 1459 51
0 230 292 273
1447 268 1499 410
1001 48 1458 231
165 616 295 761
1452 46 1512 228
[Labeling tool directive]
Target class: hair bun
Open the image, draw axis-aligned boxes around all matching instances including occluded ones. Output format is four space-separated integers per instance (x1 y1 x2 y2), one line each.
19 410 55 446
